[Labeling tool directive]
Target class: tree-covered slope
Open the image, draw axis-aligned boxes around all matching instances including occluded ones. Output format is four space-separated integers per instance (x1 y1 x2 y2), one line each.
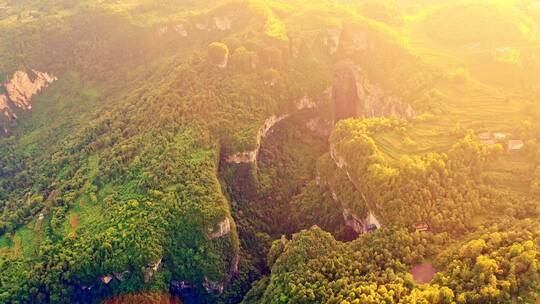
1 0 540 303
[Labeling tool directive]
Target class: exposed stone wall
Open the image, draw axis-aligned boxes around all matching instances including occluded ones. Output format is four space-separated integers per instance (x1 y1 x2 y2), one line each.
225 150 257 164
156 12 232 38
339 26 375 55
206 217 231 240
203 277 225 294
296 95 317 110
0 94 16 120
0 70 56 135
342 208 364 234
333 62 363 121
101 275 113 284
325 28 341 55
225 114 290 164
4 70 57 111
157 24 189 37
216 52 229 69
229 253 240 277
332 61 414 122
195 16 232 32
329 144 383 234
214 16 232 31
356 72 414 119
341 208 381 234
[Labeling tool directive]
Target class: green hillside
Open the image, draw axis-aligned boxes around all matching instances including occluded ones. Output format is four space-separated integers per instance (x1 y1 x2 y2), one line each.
0 0 539 303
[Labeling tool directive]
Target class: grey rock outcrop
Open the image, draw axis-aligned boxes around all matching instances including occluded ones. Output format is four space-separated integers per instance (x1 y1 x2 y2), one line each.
206 218 231 240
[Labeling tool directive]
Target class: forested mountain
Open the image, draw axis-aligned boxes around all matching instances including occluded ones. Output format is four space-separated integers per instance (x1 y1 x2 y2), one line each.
0 0 539 303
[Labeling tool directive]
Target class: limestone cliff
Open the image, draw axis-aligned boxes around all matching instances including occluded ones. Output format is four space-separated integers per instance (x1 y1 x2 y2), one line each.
332 61 414 122
206 217 232 240
0 94 16 121
333 62 363 121
4 70 57 111
225 114 290 164
0 69 56 134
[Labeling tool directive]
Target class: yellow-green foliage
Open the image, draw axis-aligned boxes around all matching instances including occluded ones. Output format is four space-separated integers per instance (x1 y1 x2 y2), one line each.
329 119 492 233
248 1 287 40
1 0 540 303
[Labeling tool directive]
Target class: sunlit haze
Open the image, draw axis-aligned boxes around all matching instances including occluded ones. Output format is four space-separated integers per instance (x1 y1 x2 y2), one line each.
1 1 540 303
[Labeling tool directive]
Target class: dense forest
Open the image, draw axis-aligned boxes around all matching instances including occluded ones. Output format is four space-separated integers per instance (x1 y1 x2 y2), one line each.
0 0 540 303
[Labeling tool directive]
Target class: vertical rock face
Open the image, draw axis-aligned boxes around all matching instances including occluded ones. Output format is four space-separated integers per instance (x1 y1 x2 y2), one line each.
330 144 346 169
342 209 381 234
339 25 373 55
174 24 188 37
4 70 57 111
326 28 341 55
206 218 231 239
217 54 229 69
0 94 16 120
332 61 414 122
101 275 113 284
0 70 56 135
296 96 317 110
214 16 232 31
225 114 290 164
329 143 384 235
229 253 240 276
203 277 225 294
157 26 168 36
342 208 364 234
332 62 363 121
357 74 415 119
195 15 232 32
225 150 258 164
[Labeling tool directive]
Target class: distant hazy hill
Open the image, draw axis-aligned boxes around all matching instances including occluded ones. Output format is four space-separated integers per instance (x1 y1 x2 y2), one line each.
0 1 539 303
